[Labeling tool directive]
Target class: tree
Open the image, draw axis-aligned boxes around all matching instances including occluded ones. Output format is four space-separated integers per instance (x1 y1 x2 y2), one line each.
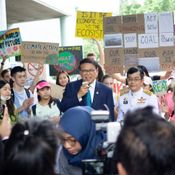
120 0 175 15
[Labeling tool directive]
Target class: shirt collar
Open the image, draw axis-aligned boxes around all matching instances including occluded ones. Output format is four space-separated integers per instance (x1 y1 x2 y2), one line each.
89 80 96 90
130 87 143 97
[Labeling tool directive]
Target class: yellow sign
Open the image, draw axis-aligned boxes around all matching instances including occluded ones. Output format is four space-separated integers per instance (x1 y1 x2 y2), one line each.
76 11 112 40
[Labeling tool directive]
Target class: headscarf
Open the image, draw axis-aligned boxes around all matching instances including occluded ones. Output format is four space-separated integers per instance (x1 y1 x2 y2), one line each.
59 106 106 167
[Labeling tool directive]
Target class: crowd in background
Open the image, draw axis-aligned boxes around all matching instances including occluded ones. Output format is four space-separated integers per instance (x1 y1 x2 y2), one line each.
0 39 175 175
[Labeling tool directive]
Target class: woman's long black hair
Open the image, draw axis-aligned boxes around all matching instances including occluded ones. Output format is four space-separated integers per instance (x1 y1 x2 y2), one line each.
0 80 15 116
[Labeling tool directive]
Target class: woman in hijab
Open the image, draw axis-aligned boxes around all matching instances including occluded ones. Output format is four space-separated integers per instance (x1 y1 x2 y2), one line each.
56 106 106 175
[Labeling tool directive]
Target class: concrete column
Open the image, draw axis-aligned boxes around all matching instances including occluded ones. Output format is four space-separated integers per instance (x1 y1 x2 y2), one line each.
60 15 83 46
0 0 7 30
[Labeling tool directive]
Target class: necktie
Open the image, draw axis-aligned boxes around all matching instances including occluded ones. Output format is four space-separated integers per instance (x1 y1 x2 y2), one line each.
86 90 92 106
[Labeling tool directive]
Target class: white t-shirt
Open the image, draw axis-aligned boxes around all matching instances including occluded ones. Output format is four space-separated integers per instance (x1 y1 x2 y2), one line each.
32 102 61 120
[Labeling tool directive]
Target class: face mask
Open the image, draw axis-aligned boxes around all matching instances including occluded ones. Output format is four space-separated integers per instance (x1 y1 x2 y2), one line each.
1 95 11 102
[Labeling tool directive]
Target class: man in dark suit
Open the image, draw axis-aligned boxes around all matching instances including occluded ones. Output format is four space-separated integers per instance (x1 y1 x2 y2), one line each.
61 58 114 121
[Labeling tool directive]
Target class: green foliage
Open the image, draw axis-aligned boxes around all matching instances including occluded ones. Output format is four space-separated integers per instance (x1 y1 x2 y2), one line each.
83 39 103 62
120 0 175 15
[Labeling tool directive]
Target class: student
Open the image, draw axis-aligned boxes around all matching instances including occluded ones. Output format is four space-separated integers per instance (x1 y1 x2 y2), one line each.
32 80 62 124
11 66 34 119
102 74 118 119
0 105 11 174
61 58 114 121
56 106 106 175
1 69 11 83
0 80 17 123
56 70 70 87
113 106 175 175
3 119 59 175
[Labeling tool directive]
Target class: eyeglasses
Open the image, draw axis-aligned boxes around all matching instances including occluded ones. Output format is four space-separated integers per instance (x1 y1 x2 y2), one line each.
61 138 77 147
81 69 96 74
127 78 142 82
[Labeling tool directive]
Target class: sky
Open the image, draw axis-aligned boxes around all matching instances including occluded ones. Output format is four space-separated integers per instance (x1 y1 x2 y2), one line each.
10 0 120 45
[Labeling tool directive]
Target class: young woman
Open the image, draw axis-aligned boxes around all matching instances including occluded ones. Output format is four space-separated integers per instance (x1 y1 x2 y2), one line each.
56 106 106 175
102 74 118 119
0 80 17 123
32 80 62 124
56 71 70 87
3 119 59 175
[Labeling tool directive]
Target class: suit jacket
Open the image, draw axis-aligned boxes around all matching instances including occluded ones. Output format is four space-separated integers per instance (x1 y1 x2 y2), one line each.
61 80 114 121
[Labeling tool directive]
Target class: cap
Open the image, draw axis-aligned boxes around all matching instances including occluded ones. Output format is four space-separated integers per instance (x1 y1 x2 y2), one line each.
144 76 153 86
36 81 50 90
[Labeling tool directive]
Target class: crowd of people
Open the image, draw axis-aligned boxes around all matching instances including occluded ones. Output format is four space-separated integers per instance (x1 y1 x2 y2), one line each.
0 40 175 175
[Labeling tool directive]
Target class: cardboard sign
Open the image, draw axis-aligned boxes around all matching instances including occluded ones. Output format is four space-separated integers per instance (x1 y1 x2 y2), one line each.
124 48 138 68
136 14 145 34
75 11 112 39
152 80 167 95
158 47 175 71
104 48 124 74
49 46 83 76
103 16 122 34
50 83 65 100
103 12 174 72
138 48 159 58
104 64 123 74
21 41 59 64
0 28 22 58
104 48 124 65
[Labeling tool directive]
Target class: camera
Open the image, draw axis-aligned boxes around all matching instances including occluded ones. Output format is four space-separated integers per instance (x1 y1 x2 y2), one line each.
82 109 121 175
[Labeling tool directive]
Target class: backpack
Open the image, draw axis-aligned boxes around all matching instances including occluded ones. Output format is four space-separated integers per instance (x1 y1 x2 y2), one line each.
32 99 62 116
11 88 31 102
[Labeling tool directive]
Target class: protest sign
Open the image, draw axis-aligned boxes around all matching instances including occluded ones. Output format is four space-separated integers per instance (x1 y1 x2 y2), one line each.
49 46 83 76
158 46 175 71
21 41 59 64
152 80 167 95
0 28 22 58
103 12 175 74
103 16 122 34
76 11 112 39
25 63 46 88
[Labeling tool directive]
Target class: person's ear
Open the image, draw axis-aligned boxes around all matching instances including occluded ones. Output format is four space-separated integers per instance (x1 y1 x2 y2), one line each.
117 162 127 175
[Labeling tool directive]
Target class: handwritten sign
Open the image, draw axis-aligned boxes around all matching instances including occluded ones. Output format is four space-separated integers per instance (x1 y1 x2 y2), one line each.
104 64 123 74
158 46 175 70
152 80 167 95
144 13 158 33
138 33 158 48
0 28 22 58
49 46 83 76
21 41 59 64
25 63 46 88
75 11 112 39
124 33 137 48
159 33 174 47
103 16 122 34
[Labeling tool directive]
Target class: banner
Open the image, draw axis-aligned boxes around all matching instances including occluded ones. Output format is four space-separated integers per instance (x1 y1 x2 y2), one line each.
21 41 59 64
76 11 112 39
49 46 83 76
0 28 22 58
